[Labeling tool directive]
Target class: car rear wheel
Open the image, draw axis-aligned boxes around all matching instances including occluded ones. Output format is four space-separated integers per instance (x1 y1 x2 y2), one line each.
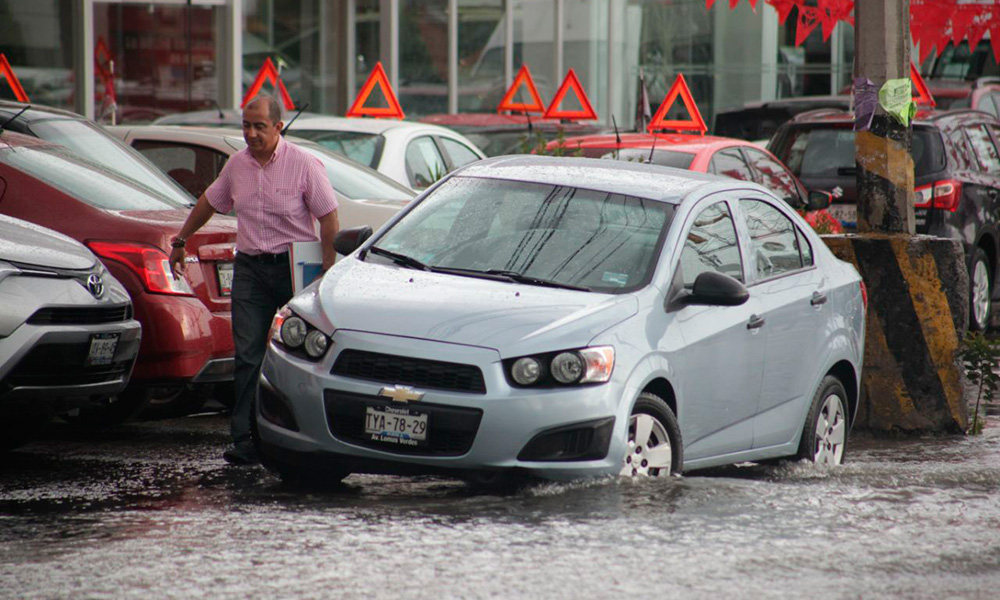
797 375 848 465
970 247 992 331
619 392 682 477
139 384 213 420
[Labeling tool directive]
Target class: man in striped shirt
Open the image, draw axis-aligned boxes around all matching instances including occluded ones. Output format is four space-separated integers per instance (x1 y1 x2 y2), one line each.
169 94 339 466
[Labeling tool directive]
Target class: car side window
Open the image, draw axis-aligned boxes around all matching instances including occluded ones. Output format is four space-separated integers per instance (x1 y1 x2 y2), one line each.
438 137 481 169
795 225 814 267
966 124 1000 173
131 140 228 198
744 148 802 205
739 199 804 279
708 149 754 181
677 201 744 288
946 128 976 171
405 136 449 190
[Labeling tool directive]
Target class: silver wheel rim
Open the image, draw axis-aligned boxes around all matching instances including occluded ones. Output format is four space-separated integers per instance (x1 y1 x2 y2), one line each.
972 259 990 328
813 393 846 465
620 413 673 477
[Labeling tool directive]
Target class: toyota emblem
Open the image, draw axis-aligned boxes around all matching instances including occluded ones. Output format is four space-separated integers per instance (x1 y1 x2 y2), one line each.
86 273 105 298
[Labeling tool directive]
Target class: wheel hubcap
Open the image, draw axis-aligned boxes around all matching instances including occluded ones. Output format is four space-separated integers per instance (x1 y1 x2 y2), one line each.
813 394 846 465
973 260 990 328
620 413 672 477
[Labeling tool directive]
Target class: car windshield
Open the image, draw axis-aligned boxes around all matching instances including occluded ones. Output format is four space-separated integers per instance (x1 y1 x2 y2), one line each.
464 131 530 157
930 40 999 80
0 143 186 211
780 127 946 179
596 148 696 169
294 142 415 201
27 119 196 206
371 176 674 293
286 129 384 168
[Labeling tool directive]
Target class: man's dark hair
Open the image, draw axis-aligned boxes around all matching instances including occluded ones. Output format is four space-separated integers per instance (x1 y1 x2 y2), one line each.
247 94 283 124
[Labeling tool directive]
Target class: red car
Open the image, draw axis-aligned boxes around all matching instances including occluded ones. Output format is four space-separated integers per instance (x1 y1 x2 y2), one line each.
0 132 237 422
544 132 842 233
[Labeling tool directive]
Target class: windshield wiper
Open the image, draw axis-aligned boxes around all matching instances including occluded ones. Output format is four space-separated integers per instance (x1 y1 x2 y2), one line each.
435 266 590 291
367 246 429 271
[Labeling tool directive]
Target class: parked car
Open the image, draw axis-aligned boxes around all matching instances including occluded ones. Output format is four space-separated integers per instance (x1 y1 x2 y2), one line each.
254 155 866 485
768 108 1000 330
712 95 852 143
419 113 608 157
0 132 238 421
1 214 142 449
922 39 1000 111
546 132 842 233
107 125 415 233
153 107 322 128
0 101 197 208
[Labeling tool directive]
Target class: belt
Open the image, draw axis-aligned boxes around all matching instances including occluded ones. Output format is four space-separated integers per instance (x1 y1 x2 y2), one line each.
238 251 289 264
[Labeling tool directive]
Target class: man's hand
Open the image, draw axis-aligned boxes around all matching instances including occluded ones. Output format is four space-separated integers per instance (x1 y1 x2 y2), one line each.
169 246 186 279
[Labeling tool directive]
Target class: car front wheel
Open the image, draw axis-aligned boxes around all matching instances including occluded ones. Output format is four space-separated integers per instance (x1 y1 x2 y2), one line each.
619 392 682 477
797 375 848 465
970 247 992 331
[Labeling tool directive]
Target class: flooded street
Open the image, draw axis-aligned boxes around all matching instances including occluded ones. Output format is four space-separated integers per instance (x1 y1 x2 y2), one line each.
1 409 999 599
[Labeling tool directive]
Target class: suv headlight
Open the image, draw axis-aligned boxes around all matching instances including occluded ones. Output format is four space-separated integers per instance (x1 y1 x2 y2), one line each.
504 346 614 388
269 307 331 361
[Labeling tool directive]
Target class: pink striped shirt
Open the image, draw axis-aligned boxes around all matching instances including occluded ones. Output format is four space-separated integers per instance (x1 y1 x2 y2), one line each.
205 137 339 254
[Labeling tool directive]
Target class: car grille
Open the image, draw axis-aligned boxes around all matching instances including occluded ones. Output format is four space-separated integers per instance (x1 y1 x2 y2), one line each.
28 304 133 325
4 342 134 388
331 350 487 394
324 390 482 456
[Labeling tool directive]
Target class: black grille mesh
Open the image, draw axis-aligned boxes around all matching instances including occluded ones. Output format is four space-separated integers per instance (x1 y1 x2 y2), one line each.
332 350 486 394
28 305 132 325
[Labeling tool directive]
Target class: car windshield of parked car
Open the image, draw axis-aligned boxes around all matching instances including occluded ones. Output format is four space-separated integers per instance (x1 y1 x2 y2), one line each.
294 142 415 201
0 143 188 211
27 118 197 207
781 127 946 179
597 148 696 169
371 176 674 293
286 129 384 168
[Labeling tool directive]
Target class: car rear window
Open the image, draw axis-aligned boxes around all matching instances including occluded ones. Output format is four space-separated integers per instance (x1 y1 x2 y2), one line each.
287 130 384 168
296 142 415 201
778 126 946 178
577 147 695 169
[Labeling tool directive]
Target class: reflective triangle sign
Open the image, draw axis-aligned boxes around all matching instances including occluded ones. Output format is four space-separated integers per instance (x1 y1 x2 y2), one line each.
648 74 707 134
910 63 936 107
497 64 545 114
0 54 29 103
347 62 405 119
241 57 295 111
543 69 597 121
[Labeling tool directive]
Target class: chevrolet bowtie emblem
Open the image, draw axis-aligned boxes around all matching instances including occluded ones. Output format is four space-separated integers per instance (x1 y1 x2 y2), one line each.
379 385 424 403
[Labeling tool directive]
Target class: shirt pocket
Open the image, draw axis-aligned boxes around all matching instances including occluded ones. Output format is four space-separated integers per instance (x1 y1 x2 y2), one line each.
265 187 307 219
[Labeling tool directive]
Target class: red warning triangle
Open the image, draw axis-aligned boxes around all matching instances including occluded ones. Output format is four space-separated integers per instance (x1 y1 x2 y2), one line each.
0 54 29 103
347 62 405 119
543 69 597 121
910 62 936 107
648 74 707 134
497 65 545 114
241 57 295 111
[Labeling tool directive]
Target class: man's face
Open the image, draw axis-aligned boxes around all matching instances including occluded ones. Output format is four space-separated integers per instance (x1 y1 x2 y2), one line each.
242 103 282 155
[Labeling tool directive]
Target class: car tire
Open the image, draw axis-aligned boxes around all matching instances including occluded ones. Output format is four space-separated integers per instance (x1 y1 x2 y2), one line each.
139 384 213 420
796 375 848 465
60 388 151 429
970 247 992 331
250 395 349 487
620 392 682 477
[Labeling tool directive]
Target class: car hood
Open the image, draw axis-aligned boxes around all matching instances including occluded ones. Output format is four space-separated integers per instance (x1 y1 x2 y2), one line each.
0 214 96 270
292 258 639 355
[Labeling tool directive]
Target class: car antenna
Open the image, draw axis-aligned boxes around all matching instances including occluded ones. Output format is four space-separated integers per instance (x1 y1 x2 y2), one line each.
0 105 30 136
281 102 310 136
647 128 658 164
211 99 225 120
612 115 621 160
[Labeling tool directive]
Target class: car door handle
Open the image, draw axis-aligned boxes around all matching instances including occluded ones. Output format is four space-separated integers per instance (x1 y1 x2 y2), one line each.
747 315 766 330
810 292 828 306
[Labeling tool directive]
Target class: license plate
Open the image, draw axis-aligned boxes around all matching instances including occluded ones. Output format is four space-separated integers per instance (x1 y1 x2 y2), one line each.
827 203 857 226
86 333 119 366
364 404 429 446
217 262 234 296
915 208 927 227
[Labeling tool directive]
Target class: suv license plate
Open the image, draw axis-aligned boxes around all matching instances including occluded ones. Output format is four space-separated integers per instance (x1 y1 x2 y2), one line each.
828 203 857 226
217 262 234 296
364 405 429 447
87 333 119 366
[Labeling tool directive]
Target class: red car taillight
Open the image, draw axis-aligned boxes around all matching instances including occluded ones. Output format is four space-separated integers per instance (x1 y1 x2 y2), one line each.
914 179 962 211
87 240 195 297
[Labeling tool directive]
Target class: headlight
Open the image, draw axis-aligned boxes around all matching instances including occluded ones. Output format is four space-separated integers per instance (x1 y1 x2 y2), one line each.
270 308 332 361
280 316 308 348
304 329 329 358
505 346 614 387
551 352 583 383
511 357 542 385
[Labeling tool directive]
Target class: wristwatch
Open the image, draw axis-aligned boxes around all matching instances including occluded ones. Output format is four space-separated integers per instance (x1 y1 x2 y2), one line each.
171 236 187 249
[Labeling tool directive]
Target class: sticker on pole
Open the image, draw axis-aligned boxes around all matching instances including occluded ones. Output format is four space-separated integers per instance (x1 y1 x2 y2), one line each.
0 54 29 103
347 62 405 119
647 74 707 135
910 63 936 107
241 57 296 111
497 64 545 114
543 69 597 121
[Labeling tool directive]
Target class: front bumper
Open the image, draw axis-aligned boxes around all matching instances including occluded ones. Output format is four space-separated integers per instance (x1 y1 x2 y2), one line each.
257 330 624 481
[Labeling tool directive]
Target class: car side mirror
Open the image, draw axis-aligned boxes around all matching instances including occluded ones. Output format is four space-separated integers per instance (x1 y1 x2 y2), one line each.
807 190 832 211
684 271 750 306
334 225 373 256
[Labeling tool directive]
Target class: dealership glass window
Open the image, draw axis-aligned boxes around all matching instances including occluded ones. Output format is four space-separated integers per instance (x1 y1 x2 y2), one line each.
355 0 381 97
563 0 608 121
458 0 506 112
400 0 448 116
0 0 74 111
511 0 557 103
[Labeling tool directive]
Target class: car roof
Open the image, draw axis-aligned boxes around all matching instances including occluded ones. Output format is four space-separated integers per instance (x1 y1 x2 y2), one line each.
286 115 460 136
420 112 606 133
784 108 997 128
456 155 726 203
151 108 325 127
548 132 750 154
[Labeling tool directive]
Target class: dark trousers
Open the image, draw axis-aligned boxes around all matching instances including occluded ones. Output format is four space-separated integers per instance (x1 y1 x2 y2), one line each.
230 252 293 446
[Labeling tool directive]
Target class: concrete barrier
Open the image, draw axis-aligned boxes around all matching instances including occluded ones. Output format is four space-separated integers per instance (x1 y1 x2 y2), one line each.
823 234 969 433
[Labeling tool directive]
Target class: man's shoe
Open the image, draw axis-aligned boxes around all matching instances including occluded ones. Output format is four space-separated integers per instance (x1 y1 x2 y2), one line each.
223 444 260 466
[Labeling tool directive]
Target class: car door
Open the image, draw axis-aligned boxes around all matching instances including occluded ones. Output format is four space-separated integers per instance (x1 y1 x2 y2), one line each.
131 140 229 199
736 197 827 449
668 196 765 460
404 136 449 191
708 148 755 182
